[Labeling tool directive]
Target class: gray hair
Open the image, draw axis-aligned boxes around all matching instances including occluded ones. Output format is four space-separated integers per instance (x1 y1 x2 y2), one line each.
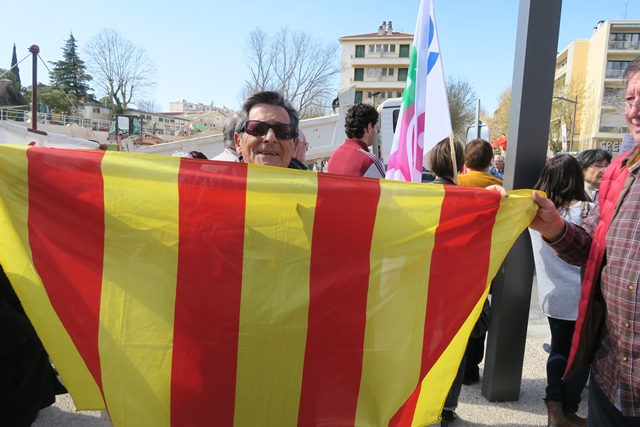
222 113 238 150
234 91 299 138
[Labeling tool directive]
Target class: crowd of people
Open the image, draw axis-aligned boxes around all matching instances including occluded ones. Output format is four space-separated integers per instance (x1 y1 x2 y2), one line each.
6 53 640 426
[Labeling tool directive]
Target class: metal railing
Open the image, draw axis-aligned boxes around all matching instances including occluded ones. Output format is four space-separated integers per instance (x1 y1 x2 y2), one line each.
605 69 625 79
0 108 112 132
608 40 640 50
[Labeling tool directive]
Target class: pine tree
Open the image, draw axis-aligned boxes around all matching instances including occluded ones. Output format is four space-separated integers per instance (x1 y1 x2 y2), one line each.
10 43 21 90
49 32 93 112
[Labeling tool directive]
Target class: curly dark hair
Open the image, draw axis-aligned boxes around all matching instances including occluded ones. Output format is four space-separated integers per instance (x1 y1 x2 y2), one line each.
533 155 587 211
344 103 379 139
464 139 493 171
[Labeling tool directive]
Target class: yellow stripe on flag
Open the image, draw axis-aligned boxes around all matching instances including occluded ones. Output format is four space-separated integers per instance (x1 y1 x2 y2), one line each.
411 189 539 426
235 165 318 427
355 182 445 425
0 146 104 409
100 153 180 426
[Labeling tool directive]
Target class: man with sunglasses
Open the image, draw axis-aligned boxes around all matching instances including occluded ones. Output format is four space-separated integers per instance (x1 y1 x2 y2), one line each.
233 91 306 170
327 103 386 178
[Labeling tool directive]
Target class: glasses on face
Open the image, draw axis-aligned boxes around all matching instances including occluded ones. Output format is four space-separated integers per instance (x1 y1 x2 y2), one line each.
616 98 640 114
589 163 608 172
241 120 297 140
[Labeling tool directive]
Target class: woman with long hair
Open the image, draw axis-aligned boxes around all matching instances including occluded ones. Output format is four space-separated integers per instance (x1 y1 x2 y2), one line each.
529 155 591 427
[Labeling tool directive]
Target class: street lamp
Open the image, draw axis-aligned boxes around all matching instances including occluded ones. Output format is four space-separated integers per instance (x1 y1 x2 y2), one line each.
552 95 578 152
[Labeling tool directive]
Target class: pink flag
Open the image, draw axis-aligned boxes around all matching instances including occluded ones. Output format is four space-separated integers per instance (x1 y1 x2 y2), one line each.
386 0 452 182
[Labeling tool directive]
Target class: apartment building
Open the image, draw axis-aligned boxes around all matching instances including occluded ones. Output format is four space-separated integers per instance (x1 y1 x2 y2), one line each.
555 20 640 156
338 21 413 105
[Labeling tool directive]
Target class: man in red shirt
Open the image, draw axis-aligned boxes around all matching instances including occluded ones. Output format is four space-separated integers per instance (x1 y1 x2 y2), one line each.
327 103 385 178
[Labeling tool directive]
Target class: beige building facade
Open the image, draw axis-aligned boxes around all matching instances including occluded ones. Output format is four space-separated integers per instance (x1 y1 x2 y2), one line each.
556 20 640 156
338 21 413 106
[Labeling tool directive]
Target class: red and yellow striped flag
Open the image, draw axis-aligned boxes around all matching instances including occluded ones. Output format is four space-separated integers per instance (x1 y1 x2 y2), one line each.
0 145 536 427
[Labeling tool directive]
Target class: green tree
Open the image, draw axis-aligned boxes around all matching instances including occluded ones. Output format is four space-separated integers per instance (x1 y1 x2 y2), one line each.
48 32 93 113
10 43 21 90
0 68 21 92
446 75 476 141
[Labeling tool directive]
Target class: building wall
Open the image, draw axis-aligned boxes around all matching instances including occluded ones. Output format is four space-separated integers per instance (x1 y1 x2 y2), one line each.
559 20 640 156
339 21 413 105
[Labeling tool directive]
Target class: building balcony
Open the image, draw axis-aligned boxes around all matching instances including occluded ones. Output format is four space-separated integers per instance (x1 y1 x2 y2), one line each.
350 56 410 66
598 125 626 134
605 70 625 79
608 40 640 51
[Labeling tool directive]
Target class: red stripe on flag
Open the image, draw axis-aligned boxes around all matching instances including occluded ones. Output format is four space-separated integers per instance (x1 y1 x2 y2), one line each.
27 148 106 392
298 174 381 426
390 186 500 425
171 160 248 426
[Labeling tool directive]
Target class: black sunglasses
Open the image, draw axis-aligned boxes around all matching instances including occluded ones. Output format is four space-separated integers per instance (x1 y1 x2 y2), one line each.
241 120 297 140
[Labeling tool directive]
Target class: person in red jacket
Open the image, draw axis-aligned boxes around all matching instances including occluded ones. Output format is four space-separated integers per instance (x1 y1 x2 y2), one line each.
530 57 640 427
327 103 385 178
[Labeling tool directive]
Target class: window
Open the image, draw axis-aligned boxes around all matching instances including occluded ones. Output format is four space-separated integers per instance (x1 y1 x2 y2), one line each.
376 44 382 52
397 91 403 98
368 68 382 77
381 68 394 76
367 91 373 99
369 45 375 53
93 108 100 113
354 91 363 104
398 68 408 81
390 44 396 53
354 68 364 81
606 60 632 78
387 91 393 98
399 44 410 58
355 45 365 58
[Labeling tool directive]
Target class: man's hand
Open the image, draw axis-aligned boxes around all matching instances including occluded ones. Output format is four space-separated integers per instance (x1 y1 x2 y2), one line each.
530 191 566 242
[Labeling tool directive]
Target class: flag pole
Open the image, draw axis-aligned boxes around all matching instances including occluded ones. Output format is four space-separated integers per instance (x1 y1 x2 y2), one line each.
449 134 458 185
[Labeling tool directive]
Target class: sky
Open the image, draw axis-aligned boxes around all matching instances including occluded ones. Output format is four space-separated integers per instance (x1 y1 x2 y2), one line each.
2 0 639 115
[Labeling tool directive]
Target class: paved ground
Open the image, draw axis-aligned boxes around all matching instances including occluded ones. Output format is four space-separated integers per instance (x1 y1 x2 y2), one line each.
33 279 588 426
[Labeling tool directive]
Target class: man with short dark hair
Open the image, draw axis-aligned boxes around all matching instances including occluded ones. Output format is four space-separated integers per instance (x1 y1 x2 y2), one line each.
233 91 305 170
459 139 503 187
327 103 385 178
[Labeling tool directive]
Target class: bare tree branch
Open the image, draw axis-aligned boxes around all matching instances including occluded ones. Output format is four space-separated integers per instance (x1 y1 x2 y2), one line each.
242 27 340 118
85 29 157 114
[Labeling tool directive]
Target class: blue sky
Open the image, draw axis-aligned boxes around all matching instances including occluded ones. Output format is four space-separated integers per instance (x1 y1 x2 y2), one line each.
2 0 638 114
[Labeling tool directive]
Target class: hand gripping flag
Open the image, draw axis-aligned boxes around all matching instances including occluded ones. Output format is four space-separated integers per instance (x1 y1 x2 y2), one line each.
0 145 536 427
386 0 452 182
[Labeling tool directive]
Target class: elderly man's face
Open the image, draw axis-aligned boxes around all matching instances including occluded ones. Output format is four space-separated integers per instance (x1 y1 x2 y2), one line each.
494 157 504 170
625 72 640 144
294 131 308 162
234 104 296 168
